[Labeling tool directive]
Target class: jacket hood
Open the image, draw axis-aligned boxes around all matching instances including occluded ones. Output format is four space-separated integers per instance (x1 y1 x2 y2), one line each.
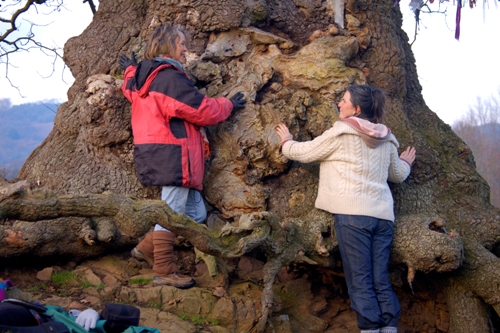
133 60 171 98
339 117 393 148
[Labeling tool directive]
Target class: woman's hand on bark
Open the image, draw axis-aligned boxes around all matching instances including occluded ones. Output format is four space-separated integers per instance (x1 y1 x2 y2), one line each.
400 146 416 166
275 123 293 143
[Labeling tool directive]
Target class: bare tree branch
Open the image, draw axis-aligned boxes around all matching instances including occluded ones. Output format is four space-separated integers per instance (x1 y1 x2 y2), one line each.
0 0 96 97
407 0 449 46
83 0 96 15
0 0 39 43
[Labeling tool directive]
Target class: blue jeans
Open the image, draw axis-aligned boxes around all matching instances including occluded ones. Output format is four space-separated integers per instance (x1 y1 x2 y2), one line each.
154 186 207 232
334 214 400 330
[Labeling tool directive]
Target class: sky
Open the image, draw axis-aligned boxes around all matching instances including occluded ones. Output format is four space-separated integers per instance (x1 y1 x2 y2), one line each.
400 1 500 125
0 1 95 105
1 1 499 126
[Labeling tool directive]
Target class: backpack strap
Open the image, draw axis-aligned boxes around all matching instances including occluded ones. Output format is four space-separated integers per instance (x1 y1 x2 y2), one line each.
29 309 45 325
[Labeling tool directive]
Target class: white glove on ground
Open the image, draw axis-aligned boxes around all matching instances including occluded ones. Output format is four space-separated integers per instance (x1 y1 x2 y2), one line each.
75 308 99 331
68 309 81 317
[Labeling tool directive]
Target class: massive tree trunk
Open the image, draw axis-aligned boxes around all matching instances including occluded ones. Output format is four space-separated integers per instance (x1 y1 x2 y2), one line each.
2 0 499 332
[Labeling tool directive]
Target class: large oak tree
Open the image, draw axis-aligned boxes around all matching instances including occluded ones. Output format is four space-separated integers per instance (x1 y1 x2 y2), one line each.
1 1 499 332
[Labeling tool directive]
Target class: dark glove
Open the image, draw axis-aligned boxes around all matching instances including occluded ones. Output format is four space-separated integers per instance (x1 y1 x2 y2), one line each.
119 52 137 70
229 92 247 111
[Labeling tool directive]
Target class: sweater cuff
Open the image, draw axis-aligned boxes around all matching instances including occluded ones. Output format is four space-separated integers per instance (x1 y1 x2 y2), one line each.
281 139 291 146
400 158 412 167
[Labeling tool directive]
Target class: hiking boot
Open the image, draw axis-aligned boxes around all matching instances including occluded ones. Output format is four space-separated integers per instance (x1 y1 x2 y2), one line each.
153 273 195 289
152 230 177 275
131 247 154 267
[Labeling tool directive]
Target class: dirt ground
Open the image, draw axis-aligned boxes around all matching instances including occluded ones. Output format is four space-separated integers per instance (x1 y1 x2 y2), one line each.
0 249 454 333
0 249 358 332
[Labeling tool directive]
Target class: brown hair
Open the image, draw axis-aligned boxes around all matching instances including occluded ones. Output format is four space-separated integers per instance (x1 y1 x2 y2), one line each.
346 84 386 124
143 24 189 60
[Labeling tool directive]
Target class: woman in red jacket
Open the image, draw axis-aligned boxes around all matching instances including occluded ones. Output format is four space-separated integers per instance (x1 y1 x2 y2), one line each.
120 24 246 289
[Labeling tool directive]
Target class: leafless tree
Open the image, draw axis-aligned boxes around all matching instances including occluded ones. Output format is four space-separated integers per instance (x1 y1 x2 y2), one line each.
0 0 97 95
453 88 500 207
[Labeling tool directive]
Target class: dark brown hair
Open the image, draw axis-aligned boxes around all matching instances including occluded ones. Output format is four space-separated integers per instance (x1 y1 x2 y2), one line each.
346 84 386 124
144 24 189 60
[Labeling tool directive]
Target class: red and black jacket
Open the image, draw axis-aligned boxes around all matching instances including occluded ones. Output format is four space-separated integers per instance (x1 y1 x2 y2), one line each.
122 60 233 190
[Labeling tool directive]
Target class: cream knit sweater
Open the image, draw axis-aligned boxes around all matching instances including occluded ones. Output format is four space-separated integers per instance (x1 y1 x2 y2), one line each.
281 120 411 222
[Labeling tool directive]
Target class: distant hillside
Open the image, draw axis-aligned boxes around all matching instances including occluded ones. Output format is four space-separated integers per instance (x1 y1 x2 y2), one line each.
0 98 59 179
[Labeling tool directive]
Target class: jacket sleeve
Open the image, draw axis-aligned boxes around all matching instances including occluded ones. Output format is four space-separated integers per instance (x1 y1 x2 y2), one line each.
281 126 339 163
121 65 137 102
166 71 234 127
387 143 411 183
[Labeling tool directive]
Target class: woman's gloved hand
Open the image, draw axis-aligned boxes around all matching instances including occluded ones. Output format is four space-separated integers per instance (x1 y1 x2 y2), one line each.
229 92 247 111
119 52 138 70
75 308 99 331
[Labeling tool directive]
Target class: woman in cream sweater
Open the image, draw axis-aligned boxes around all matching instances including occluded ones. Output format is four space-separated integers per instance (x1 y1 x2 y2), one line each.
276 85 416 333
